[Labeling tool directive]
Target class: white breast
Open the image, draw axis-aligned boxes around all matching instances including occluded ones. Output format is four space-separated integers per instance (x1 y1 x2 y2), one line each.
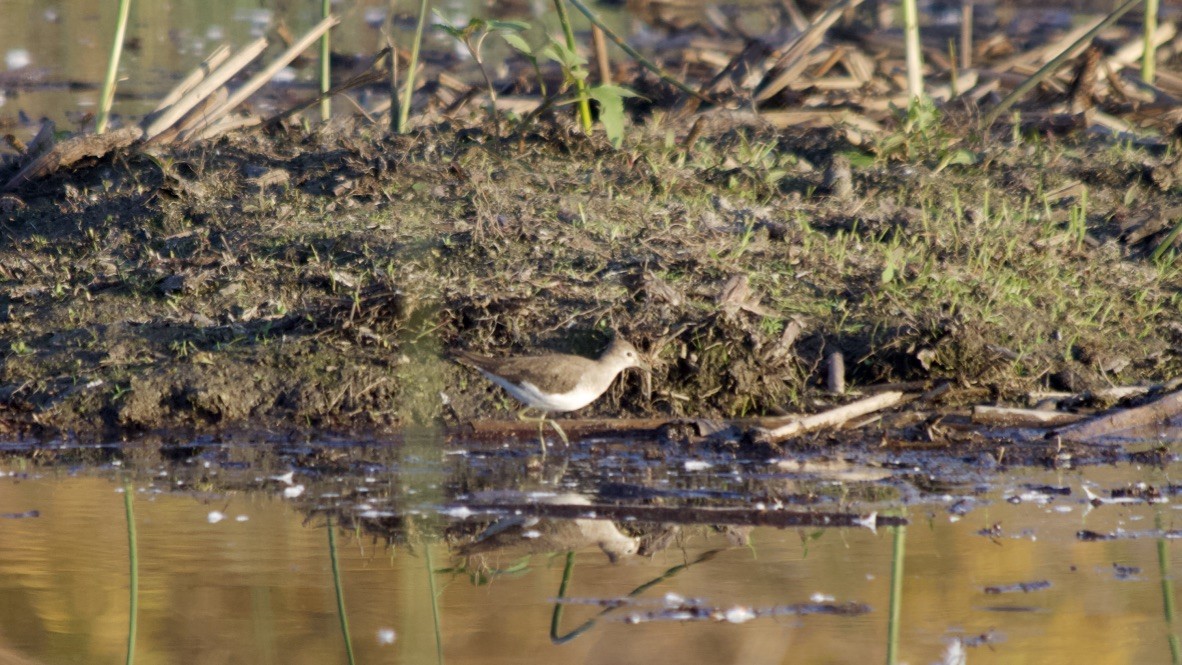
482 371 603 412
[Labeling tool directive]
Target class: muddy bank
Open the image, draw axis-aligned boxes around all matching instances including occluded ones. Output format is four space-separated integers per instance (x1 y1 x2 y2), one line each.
1 118 1181 440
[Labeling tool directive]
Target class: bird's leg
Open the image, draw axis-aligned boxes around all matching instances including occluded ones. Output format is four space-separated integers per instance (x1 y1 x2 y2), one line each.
517 408 548 455
546 418 570 447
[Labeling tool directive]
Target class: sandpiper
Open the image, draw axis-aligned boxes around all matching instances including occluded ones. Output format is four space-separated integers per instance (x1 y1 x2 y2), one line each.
453 335 647 451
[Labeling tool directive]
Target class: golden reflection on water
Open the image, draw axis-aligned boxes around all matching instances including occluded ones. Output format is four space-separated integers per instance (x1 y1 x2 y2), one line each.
0 465 1178 664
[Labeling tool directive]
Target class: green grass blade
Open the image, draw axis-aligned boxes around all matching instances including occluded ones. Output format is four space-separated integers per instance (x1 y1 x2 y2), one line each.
123 482 139 665
327 518 356 665
96 0 133 134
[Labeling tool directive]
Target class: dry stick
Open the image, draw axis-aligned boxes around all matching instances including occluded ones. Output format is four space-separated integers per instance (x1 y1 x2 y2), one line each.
1110 22 1176 75
757 391 905 443
1053 389 1182 443
982 0 1142 128
970 406 1086 428
755 0 864 102
563 0 709 101
195 114 262 141
150 45 231 114
178 16 341 142
591 25 612 86
454 502 900 529
150 87 228 145
3 126 142 192
827 352 845 394
142 37 268 140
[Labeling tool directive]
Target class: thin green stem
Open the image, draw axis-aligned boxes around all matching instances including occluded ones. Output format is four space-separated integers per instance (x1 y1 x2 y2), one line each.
1158 513 1180 663
550 552 578 641
320 0 332 121
552 0 592 131
96 0 133 133
327 518 356 665
562 0 707 101
551 549 722 644
886 523 906 665
397 0 431 133
123 483 138 665
1144 0 1160 83
425 540 444 665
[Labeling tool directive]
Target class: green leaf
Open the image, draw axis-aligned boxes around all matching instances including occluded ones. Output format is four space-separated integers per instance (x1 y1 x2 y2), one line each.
588 84 637 148
542 41 586 71
487 19 529 33
934 148 978 173
502 33 533 55
842 150 875 168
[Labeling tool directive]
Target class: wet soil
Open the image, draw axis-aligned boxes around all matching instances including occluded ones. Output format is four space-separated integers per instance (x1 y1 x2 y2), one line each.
1 116 1181 442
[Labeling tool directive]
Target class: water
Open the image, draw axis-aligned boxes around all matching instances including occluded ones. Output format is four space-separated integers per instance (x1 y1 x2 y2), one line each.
1 438 1180 664
0 0 1117 144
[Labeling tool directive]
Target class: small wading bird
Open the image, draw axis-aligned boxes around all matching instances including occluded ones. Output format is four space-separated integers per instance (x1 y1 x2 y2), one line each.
453 335 648 452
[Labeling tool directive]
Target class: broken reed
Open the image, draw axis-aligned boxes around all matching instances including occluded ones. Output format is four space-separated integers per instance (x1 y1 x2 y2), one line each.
96 0 133 133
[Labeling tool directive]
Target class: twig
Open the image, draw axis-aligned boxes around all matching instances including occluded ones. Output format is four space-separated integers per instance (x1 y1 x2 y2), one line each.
756 391 905 443
1053 389 1182 443
971 406 1085 427
755 0 864 102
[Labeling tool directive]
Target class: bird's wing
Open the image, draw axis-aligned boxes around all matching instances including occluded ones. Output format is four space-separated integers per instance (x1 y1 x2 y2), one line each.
483 354 591 395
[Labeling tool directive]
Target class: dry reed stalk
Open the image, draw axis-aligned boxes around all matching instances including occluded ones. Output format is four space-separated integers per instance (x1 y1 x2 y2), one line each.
178 16 340 142
151 45 231 114
142 37 268 140
755 0 864 102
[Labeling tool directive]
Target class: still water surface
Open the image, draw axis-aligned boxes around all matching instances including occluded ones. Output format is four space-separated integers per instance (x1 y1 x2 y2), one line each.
0 440 1180 664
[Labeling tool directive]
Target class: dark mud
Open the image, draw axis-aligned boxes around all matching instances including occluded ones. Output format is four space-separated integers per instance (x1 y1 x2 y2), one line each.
1 117 1181 442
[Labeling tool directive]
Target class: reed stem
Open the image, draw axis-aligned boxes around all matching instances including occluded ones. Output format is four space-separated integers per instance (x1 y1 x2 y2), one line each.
397 0 431 133
553 0 593 131
320 0 332 120
123 483 139 665
97 0 133 133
